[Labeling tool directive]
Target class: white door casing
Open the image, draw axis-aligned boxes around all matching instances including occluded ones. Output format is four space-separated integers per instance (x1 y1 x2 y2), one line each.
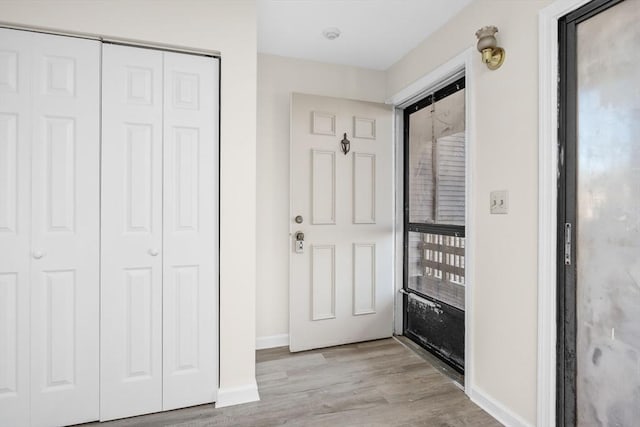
100 44 164 420
162 51 219 410
0 28 101 427
290 93 394 352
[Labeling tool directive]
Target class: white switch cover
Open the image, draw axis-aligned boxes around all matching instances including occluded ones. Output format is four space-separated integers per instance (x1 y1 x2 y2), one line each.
490 190 508 214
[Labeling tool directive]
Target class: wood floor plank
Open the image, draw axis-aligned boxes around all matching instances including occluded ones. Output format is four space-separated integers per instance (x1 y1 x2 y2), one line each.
84 338 501 427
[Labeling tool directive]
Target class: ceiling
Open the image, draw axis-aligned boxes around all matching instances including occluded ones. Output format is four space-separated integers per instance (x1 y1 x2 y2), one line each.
257 0 473 70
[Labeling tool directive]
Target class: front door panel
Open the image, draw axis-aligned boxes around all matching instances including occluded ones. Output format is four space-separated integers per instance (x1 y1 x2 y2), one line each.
290 94 393 352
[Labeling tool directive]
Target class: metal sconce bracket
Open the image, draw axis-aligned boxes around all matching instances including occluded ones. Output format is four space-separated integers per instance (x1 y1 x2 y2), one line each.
475 25 505 70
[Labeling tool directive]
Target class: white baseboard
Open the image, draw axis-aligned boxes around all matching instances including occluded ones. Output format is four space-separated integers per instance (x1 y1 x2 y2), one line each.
470 387 533 427
256 334 289 350
216 381 260 408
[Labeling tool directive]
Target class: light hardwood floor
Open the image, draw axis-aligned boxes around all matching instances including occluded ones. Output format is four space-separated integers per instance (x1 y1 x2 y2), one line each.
87 338 501 426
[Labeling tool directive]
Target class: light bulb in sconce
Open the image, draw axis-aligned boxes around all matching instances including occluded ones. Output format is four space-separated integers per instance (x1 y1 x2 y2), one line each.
475 25 505 70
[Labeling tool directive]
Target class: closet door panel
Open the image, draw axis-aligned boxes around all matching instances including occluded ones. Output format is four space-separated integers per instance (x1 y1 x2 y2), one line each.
162 52 218 410
0 28 32 427
100 44 163 421
29 32 101 427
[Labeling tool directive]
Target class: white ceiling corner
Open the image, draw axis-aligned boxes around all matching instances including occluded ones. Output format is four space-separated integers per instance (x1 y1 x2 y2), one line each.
257 0 473 70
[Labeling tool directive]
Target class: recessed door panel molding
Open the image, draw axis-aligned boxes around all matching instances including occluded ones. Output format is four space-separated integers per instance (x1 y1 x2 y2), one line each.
311 111 336 135
162 51 218 411
353 243 376 315
0 50 18 92
312 149 336 225
125 124 154 233
353 152 376 224
43 270 76 389
0 28 31 427
125 268 154 379
0 113 18 233
172 72 200 110
43 56 76 97
172 127 200 232
44 116 76 233
0 273 18 395
171 266 200 372
29 30 101 427
101 43 163 421
311 244 336 321
353 117 376 139
126 66 153 105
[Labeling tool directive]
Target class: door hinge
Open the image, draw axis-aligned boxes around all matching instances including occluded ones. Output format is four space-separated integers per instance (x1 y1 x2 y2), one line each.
564 223 572 266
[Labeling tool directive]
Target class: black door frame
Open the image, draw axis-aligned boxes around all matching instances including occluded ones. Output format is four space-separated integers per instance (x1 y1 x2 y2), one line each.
402 76 466 373
557 0 626 424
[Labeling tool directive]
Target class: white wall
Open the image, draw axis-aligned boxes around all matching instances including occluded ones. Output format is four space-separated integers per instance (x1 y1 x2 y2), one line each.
386 0 552 424
0 0 258 397
256 54 386 342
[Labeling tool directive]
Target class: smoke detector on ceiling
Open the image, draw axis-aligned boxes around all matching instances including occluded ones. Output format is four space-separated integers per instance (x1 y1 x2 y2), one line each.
322 27 341 40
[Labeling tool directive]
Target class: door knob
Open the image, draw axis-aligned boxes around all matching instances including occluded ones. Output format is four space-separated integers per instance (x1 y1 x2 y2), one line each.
32 250 46 259
148 248 159 256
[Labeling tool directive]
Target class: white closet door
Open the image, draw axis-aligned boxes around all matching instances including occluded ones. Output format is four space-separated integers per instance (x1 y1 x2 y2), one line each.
162 52 218 410
0 28 32 427
29 33 101 427
100 44 163 421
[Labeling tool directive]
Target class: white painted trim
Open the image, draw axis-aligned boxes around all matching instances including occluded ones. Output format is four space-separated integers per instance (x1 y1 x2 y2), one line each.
385 49 468 107
387 48 475 398
256 334 289 350
0 23 221 57
471 387 534 427
462 48 476 398
392 108 404 335
215 382 260 408
537 1 591 426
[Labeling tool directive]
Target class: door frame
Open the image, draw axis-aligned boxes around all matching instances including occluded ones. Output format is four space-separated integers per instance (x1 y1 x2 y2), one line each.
386 47 476 396
537 1 609 426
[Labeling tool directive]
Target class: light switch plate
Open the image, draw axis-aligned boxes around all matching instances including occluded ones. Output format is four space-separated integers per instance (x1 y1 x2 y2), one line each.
490 190 508 214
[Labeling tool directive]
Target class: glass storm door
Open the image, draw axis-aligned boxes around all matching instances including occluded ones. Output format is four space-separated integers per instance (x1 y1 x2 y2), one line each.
559 0 640 424
403 77 466 372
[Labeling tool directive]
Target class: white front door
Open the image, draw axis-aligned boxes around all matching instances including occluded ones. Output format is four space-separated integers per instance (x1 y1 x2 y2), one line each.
290 93 394 352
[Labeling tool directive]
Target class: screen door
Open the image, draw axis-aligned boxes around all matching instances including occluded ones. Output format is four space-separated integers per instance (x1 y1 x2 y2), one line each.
403 77 466 372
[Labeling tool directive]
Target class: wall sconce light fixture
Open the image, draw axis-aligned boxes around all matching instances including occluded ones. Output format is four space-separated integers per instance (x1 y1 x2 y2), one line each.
475 26 505 70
